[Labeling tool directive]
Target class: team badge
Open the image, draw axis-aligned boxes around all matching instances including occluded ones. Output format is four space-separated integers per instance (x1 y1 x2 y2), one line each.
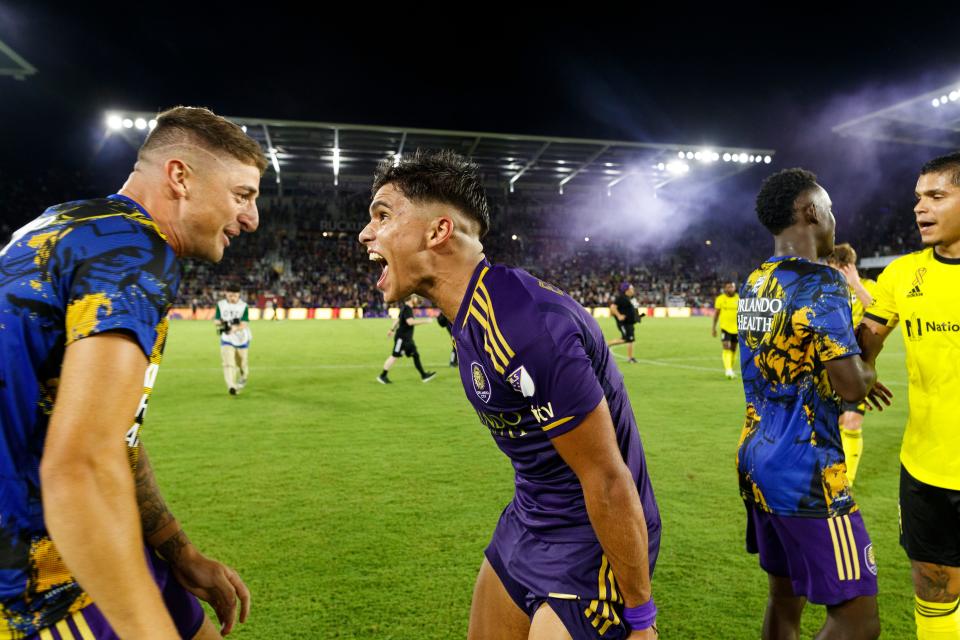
471 361 491 403
507 366 536 398
864 543 878 576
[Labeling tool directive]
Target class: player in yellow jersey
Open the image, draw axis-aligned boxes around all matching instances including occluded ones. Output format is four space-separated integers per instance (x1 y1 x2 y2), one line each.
711 281 739 378
826 243 878 485
860 152 960 640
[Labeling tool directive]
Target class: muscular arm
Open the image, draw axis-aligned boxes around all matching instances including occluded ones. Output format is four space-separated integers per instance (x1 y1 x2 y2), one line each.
823 355 874 403
551 398 652 606
859 318 894 366
42 333 179 639
136 447 192 565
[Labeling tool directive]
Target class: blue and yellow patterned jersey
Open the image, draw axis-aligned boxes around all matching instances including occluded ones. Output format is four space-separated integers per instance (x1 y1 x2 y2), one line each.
0 195 179 637
736 256 860 518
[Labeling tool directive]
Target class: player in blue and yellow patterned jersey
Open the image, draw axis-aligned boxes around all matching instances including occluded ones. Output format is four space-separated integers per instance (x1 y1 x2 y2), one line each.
738 168 888 640
360 150 660 639
860 152 960 640
0 106 265 640
826 243 878 486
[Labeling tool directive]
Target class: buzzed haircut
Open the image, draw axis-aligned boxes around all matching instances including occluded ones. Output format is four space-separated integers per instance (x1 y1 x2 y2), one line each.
140 106 268 174
755 168 819 235
920 151 960 186
372 149 491 238
829 243 857 266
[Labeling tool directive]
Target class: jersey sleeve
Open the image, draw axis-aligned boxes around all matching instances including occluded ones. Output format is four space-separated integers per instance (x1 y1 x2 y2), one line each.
714 294 723 309
505 324 605 440
863 266 899 327
795 270 861 362
54 216 180 359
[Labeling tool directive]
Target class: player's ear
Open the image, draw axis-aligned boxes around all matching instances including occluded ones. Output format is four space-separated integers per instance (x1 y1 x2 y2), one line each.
427 215 455 248
165 158 190 199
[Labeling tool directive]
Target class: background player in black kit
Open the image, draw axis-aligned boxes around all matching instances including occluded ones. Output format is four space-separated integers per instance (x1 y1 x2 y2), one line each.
378 295 437 383
607 282 643 363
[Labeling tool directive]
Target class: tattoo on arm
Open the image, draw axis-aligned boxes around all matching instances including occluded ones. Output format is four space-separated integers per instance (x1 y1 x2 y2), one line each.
135 447 191 562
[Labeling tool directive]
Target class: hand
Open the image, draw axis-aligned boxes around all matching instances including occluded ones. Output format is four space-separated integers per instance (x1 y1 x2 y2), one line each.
865 380 893 412
839 263 861 287
711 327 717 338
628 626 659 639
387 329 394 336
170 550 250 636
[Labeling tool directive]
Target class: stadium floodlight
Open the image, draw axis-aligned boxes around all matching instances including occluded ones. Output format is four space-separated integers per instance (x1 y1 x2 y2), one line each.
705 240 712 245
942 94 949 103
148 119 157 130
739 153 748 163
122 118 134 129
933 98 941 108
241 125 247 133
677 151 684 159
511 234 518 241
657 163 665 170
694 151 702 160
666 161 689 174
722 152 731 162
332 128 341 187
107 114 123 130
584 236 590 242
764 155 772 164
952 91 960 102
748 155 755 162
134 118 147 130
685 151 694 160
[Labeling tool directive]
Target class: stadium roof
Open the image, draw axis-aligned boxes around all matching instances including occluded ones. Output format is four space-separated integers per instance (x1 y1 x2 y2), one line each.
0 38 36 80
833 79 960 150
107 110 775 197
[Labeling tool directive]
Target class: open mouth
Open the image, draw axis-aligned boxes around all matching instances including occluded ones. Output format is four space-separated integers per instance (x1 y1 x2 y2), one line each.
369 252 388 289
918 220 937 234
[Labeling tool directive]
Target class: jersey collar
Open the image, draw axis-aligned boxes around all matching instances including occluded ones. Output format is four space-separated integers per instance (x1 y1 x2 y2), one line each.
107 193 153 219
453 258 491 335
932 248 960 265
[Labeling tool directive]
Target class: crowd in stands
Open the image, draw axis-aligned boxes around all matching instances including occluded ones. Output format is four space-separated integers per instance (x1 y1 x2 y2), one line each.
1 175 924 315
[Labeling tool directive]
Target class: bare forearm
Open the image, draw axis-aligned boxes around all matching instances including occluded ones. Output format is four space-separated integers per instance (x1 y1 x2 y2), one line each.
43 458 178 638
582 469 652 606
136 448 193 564
852 285 873 309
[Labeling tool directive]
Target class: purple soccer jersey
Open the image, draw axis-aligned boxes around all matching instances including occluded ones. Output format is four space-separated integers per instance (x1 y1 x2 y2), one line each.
451 259 660 543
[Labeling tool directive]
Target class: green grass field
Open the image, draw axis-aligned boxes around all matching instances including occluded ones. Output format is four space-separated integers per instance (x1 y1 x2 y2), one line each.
146 317 914 639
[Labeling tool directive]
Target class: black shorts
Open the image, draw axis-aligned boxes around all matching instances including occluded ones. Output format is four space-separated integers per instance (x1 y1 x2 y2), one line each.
900 464 960 566
841 400 867 415
391 337 417 358
616 321 635 343
721 330 738 345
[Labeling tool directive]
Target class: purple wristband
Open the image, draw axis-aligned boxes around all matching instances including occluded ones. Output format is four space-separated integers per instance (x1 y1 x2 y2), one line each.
623 598 657 630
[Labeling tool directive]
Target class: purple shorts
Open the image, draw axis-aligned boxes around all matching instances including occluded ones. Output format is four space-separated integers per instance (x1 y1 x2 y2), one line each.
27 547 205 639
745 502 878 605
486 504 660 639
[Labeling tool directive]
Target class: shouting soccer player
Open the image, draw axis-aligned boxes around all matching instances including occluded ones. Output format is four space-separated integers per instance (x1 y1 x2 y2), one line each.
360 150 660 639
0 107 261 639
738 168 890 640
859 152 960 640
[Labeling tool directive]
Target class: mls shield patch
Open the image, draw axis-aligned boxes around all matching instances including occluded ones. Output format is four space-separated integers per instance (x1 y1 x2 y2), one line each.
507 366 536 398
471 361 491 403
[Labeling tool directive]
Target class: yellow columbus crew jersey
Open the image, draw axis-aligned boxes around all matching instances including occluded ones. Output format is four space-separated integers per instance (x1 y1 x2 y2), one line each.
865 248 960 490
714 293 739 335
849 277 877 327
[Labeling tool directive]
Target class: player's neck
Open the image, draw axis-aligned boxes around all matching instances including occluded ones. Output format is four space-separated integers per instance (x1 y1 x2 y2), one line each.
422 253 486 324
772 231 817 262
934 238 960 260
116 178 185 256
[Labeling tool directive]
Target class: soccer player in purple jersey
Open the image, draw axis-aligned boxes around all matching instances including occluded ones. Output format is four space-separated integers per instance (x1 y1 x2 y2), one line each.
360 150 660 640
739 168 891 640
0 107 260 639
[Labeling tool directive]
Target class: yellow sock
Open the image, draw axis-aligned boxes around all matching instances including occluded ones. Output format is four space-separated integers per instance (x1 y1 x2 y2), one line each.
721 349 734 371
841 427 863 485
916 596 960 639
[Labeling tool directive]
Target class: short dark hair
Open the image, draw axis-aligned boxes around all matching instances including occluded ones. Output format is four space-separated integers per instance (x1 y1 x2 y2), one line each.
920 152 960 186
755 168 819 235
372 149 490 238
140 106 268 174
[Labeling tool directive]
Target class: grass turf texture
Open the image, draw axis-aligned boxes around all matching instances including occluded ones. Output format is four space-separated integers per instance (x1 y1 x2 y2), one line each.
147 317 913 638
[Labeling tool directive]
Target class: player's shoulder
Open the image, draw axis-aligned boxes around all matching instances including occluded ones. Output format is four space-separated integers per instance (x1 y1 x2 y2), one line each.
881 248 934 278
52 198 170 252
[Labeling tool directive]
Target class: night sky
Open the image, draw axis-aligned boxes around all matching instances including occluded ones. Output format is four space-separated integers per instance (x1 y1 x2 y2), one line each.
3 3 959 222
